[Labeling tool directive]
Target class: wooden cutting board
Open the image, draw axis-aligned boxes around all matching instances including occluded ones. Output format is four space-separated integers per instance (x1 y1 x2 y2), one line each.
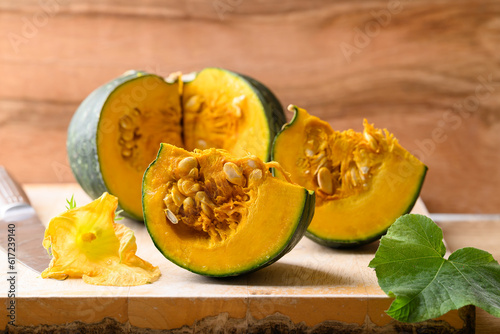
0 184 474 332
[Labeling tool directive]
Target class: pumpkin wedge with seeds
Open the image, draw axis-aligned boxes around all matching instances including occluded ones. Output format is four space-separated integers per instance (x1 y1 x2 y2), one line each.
142 143 315 276
272 105 427 248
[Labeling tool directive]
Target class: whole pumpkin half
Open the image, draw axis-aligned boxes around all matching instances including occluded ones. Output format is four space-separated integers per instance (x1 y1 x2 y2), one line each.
272 105 427 248
142 143 315 276
67 68 285 220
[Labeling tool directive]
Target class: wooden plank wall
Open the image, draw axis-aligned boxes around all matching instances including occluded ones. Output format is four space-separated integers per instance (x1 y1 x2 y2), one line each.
1 0 499 213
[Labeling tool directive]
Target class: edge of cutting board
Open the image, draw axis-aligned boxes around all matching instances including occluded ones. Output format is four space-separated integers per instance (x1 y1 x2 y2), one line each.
0 184 475 332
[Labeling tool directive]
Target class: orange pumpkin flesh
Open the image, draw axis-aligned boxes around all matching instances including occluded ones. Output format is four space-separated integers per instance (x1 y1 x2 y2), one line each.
142 144 315 276
272 105 427 248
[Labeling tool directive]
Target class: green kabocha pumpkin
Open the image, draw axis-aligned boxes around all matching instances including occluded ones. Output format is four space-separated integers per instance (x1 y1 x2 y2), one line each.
272 105 427 248
142 144 315 276
67 68 285 220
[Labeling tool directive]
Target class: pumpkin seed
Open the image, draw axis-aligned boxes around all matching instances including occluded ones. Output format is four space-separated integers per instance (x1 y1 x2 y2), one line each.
171 185 186 206
358 168 367 181
122 130 134 141
195 191 215 208
245 157 258 169
178 157 198 177
132 108 141 117
196 139 208 149
223 162 245 187
360 166 370 175
201 203 213 218
185 95 202 112
165 209 178 224
178 179 201 197
313 157 328 176
363 130 373 142
124 140 135 149
233 105 242 118
182 197 195 213
232 95 246 105
119 115 134 130
163 194 176 214
364 131 378 151
248 168 262 181
121 148 132 158
306 139 316 149
163 194 173 207
232 95 245 118
350 167 359 187
165 71 181 83
247 169 262 187
188 168 199 179
317 167 333 195
305 148 314 157
313 152 325 163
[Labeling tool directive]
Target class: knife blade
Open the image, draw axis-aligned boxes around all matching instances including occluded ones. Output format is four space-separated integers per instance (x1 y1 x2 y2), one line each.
0 166 51 273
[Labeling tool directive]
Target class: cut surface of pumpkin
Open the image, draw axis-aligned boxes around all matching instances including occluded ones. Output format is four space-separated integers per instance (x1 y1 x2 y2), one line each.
143 143 315 276
272 105 427 248
68 68 285 220
98 74 183 220
183 68 274 159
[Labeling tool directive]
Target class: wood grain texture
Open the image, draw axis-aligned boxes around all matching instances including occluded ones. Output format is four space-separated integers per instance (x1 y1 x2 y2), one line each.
0 0 499 213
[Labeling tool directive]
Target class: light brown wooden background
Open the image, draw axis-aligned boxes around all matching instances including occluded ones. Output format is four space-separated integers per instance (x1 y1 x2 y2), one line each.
1 0 499 213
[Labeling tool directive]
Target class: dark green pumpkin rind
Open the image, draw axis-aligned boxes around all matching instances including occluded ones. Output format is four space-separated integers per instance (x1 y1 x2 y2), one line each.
305 165 428 249
142 143 315 277
237 72 286 161
274 189 315 257
67 71 155 221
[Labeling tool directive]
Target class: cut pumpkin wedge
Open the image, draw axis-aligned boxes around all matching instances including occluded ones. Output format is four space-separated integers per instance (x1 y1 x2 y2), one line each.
272 105 427 248
142 143 315 276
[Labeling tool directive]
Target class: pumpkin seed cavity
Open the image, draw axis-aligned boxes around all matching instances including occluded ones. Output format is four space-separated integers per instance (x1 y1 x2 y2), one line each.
118 107 182 172
117 91 249 183
163 154 269 242
299 120 393 205
183 93 245 153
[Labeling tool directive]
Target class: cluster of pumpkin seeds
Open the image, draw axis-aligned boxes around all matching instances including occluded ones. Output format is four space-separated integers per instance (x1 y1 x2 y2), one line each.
302 125 382 201
118 109 141 160
118 106 182 173
163 154 266 240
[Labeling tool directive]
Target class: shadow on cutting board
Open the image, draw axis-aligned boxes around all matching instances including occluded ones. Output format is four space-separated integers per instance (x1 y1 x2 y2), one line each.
199 262 365 288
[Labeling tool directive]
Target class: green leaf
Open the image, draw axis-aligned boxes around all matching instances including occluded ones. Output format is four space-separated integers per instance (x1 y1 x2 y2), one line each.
114 209 124 221
369 214 500 323
65 195 77 211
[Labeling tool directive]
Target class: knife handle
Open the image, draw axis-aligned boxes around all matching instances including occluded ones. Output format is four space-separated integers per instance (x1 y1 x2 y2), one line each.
0 167 31 210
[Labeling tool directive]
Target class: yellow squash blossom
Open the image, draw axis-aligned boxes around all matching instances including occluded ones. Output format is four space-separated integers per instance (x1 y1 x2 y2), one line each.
41 192 160 286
